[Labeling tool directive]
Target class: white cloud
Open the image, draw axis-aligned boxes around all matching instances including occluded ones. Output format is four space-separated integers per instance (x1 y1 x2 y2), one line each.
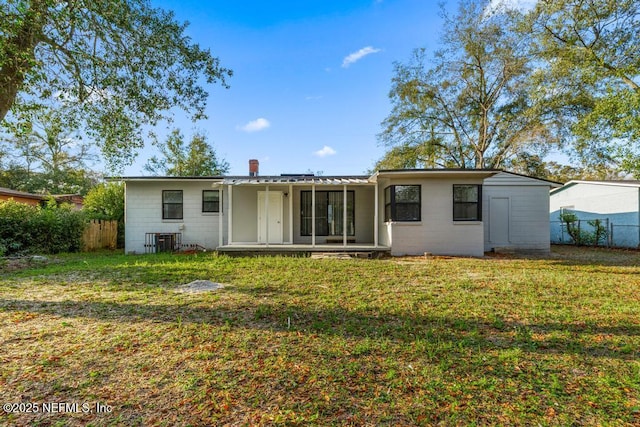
313 145 337 157
342 46 381 68
237 118 271 132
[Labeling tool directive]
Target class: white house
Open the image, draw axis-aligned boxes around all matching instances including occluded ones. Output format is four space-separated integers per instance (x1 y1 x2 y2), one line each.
550 180 640 247
120 164 558 257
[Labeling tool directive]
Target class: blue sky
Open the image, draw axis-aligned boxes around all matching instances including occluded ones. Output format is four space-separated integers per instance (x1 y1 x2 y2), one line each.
122 0 456 176
124 0 533 176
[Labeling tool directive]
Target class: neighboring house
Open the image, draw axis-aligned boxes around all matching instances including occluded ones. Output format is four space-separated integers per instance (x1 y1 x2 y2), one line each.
120 163 558 257
0 187 84 210
550 180 640 248
53 194 85 210
0 187 47 206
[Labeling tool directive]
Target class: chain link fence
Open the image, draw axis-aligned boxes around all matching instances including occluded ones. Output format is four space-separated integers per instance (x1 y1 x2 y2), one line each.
551 219 640 248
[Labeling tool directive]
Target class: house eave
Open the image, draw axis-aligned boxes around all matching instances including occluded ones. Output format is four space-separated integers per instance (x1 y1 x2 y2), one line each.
550 179 640 195
108 176 225 182
372 168 500 181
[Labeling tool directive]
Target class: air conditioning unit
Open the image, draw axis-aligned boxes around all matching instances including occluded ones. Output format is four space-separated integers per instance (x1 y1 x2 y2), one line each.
155 233 176 253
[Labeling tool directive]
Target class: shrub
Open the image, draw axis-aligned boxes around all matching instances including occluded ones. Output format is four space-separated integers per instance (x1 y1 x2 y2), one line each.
559 211 609 246
0 200 87 256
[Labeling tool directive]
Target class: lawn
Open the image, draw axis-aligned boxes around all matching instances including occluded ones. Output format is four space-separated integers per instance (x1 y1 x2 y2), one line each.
0 247 638 426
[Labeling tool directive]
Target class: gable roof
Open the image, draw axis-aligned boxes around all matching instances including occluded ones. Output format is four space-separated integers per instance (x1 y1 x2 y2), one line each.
485 171 563 187
551 180 640 195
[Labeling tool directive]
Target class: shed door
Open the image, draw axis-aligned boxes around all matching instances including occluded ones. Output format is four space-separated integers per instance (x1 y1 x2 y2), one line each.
489 197 510 244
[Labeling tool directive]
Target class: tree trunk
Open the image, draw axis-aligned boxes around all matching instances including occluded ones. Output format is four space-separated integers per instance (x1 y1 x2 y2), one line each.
0 2 46 122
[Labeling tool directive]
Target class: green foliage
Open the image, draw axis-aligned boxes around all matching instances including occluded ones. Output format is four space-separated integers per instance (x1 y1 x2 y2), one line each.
0 108 100 194
144 129 230 176
587 219 609 246
0 0 232 169
84 182 125 248
559 211 609 246
527 0 640 170
83 182 124 222
0 165 100 195
559 211 583 244
0 200 86 256
378 0 557 169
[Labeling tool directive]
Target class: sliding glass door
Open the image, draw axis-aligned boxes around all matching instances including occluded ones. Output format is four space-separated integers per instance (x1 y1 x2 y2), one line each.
301 190 354 236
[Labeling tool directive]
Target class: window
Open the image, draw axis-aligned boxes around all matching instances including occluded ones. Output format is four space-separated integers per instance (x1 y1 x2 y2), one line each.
301 191 355 236
202 190 221 213
162 190 183 219
385 185 421 221
453 185 481 221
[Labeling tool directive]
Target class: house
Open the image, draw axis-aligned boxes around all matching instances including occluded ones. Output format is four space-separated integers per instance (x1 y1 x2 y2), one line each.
550 180 640 248
0 187 84 210
0 187 47 206
52 194 84 210
120 162 559 257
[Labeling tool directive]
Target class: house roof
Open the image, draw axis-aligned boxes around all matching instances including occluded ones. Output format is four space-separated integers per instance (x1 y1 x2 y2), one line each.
485 171 563 188
0 187 47 200
550 179 640 195
222 176 371 185
372 169 499 181
108 176 225 182
112 169 558 186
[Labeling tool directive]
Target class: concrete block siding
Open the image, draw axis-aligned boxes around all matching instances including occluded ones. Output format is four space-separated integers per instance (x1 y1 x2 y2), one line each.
125 180 225 254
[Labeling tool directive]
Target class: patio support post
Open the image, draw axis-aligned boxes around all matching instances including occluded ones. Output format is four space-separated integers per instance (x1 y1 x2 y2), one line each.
265 185 270 248
218 186 223 248
228 185 233 245
343 184 347 247
312 184 316 247
374 181 379 247
288 184 293 244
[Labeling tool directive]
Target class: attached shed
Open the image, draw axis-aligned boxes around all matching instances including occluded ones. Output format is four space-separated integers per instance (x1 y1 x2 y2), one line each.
483 172 561 253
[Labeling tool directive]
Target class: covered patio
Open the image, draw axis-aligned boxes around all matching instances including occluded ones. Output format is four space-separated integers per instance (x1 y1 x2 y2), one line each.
216 175 386 251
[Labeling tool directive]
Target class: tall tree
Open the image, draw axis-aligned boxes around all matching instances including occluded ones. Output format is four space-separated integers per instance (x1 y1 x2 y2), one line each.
144 129 229 177
0 0 231 168
0 108 99 194
378 0 556 170
527 0 640 170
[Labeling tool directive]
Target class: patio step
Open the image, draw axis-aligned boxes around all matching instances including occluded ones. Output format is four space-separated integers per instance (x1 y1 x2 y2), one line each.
310 252 374 259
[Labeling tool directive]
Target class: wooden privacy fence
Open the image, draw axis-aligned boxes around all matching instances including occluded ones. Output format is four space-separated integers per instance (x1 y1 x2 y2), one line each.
82 219 118 251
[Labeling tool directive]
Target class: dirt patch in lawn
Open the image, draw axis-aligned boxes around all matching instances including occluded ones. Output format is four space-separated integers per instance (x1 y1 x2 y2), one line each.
175 279 225 293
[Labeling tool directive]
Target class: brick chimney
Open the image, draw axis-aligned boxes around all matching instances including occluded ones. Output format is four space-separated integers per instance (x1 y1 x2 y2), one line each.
249 159 259 176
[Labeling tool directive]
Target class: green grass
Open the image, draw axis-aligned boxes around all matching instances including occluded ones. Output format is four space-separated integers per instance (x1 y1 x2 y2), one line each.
0 247 639 426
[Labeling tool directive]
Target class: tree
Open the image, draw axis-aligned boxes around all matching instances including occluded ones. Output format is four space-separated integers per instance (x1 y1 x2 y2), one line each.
0 0 231 168
527 0 640 170
378 0 557 170
83 181 124 248
144 129 229 176
83 182 124 222
0 108 99 194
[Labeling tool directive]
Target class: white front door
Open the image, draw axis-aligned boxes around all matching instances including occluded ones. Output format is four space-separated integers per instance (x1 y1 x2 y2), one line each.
489 197 510 244
258 191 283 244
